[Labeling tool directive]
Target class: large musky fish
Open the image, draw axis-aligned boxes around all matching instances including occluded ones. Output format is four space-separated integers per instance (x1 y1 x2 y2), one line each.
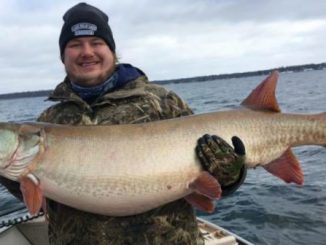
0 71 325 216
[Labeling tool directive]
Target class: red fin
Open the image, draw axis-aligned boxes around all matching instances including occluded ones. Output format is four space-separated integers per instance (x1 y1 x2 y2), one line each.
184 192 216 213
263 149 304 185
20 174 43 215
241 70 281 112
188 171 222 199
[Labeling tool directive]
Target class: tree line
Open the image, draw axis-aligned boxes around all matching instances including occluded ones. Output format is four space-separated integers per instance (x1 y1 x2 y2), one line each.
1 62 325 100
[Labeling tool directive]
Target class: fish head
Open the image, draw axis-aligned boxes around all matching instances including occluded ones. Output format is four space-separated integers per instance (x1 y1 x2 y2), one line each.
0 123 41 180
0 127 19 170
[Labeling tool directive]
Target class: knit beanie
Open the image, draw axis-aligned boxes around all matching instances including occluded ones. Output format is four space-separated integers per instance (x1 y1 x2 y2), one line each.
59 2 116 57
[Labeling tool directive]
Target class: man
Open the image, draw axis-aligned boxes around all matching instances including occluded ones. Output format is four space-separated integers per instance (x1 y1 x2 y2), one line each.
1 2 246 244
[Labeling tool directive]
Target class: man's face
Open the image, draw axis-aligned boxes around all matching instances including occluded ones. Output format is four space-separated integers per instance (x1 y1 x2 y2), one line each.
63 37 115 87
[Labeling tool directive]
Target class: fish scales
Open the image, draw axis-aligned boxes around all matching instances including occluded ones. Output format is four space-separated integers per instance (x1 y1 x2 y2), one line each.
0 71 325 216
27 110 325 215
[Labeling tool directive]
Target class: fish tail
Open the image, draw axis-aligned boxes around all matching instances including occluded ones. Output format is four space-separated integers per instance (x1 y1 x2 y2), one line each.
302 112 326 147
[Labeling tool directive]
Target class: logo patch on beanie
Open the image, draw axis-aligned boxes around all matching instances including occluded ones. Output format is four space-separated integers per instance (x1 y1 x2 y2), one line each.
71 22 97 36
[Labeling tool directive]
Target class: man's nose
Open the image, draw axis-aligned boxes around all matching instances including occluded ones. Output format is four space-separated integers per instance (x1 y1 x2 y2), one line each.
81 43 94 57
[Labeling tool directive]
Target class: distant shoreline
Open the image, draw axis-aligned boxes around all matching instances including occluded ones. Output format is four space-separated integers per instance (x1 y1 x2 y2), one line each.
1 62 325 100
154 62 326 85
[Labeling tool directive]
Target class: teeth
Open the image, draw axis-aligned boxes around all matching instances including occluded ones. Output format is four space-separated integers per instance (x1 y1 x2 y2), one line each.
81 62 97 67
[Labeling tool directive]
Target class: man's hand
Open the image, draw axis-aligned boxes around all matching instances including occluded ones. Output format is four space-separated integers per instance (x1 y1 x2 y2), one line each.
195 134 246 196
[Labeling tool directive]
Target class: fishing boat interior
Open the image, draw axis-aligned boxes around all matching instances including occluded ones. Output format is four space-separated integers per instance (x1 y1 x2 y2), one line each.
0 206 253 245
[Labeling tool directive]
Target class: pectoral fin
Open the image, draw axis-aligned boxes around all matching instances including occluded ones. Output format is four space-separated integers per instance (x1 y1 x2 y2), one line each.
20 173 43 215
263 149 304 185
185 171 222 213
188 171 222 199
184 193 216 213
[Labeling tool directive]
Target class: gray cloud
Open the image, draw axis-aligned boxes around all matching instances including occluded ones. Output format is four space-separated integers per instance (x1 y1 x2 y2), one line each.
0 0 326 93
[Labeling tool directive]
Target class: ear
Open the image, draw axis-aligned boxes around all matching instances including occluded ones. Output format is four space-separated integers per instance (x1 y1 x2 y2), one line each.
60 53 65 63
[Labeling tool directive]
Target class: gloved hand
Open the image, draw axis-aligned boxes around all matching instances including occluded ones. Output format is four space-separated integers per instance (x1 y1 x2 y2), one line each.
195 134 246 196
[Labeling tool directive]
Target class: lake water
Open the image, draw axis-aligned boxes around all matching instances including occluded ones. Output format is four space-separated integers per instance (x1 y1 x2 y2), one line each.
0 69 325 244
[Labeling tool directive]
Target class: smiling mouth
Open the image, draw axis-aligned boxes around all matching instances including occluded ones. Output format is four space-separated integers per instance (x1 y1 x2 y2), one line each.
80 61 100 68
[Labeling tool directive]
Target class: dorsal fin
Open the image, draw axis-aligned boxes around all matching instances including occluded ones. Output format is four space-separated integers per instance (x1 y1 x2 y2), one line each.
241 70 281 112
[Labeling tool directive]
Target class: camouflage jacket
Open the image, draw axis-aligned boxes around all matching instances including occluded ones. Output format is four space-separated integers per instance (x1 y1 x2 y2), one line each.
38 74 204 245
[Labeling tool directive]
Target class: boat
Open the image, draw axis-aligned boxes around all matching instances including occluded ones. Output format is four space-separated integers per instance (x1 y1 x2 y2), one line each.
197 217 254 245
0 207 253 245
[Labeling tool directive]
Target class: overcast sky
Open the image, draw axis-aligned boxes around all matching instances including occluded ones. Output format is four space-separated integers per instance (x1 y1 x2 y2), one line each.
1 0 326 94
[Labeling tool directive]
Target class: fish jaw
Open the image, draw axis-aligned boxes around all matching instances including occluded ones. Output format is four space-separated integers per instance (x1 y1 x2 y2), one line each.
0 127 20 171
0 123 43 181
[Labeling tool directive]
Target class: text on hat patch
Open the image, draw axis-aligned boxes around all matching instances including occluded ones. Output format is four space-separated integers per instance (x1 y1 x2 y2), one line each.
71 22 97 36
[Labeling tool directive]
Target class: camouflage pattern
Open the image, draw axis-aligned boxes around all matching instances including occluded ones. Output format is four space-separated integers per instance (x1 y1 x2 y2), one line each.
196 135 247 196
38 76 191 126
0 73 246 244
38 75 205 245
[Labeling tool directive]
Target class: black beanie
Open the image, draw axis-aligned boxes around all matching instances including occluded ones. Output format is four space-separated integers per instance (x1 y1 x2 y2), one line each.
59 2 116 57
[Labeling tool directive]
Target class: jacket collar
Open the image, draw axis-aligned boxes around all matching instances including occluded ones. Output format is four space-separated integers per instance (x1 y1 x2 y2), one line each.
48 63 146 106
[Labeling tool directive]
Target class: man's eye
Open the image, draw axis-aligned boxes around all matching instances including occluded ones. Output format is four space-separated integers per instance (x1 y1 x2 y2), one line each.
93 41 105 46
68 43 80 48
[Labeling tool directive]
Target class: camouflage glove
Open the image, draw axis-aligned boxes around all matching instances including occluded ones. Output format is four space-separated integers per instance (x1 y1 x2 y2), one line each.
196 134 247 196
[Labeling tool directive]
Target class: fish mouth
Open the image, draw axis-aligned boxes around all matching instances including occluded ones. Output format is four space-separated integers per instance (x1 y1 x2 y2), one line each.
2 139 20 170
2 134 41 180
